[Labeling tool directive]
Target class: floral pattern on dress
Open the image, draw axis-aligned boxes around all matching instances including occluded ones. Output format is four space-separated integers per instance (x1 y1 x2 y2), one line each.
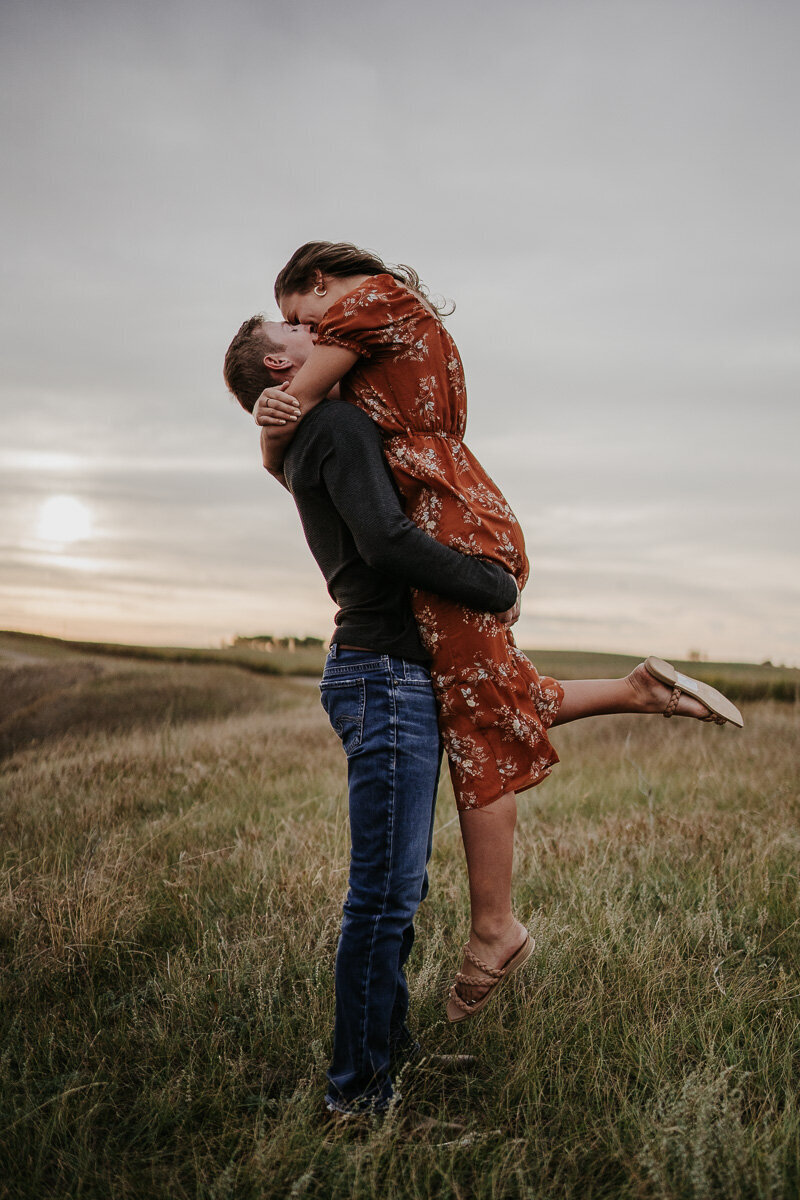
317 275 564 810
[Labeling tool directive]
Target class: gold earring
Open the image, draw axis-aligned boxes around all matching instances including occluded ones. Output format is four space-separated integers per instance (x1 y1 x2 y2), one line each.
314 283 327 297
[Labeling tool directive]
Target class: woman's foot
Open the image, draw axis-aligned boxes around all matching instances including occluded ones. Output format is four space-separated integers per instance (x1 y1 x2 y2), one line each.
447 918 531 1020
626 661 713 719
627 658 743 726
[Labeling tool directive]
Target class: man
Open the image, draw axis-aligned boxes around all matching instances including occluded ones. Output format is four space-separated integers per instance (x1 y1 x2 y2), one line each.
223 317 518 1116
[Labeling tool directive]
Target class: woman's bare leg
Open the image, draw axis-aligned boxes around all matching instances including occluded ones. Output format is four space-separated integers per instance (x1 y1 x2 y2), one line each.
552 662 715 726
453 793 528 1005
458 793 521 945
452 663 717 1003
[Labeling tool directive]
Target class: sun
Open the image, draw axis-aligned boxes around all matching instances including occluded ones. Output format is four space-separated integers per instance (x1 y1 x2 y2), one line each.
37 495 93 544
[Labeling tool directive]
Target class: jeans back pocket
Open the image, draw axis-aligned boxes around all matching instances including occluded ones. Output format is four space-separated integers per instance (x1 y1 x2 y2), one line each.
319 679 366 756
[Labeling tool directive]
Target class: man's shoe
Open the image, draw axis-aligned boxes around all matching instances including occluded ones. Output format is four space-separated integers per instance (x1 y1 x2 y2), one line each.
323 1099 390 1130
324 1088 396 1118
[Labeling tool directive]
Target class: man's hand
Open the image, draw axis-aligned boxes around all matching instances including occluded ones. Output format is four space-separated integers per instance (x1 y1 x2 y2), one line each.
496 576 521 626
254 383 301 427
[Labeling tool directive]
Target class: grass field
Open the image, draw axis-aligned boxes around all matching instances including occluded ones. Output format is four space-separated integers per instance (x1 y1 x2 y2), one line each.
1 637 799 1197
2 629 797 701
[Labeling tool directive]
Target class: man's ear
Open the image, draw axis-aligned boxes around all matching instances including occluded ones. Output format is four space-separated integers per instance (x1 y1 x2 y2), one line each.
263 352 292 371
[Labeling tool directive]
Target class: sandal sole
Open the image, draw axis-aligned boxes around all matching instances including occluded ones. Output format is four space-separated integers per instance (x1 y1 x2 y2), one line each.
644 656 744 728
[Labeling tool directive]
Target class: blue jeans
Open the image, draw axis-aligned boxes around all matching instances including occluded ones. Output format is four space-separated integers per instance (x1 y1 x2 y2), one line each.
319 645 442 1113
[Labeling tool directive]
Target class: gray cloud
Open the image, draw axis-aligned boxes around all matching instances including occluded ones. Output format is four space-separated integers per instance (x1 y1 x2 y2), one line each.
1 0 798 661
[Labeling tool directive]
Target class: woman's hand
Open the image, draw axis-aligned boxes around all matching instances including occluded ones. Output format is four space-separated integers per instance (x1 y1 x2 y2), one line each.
253 383 302 427
496 577 521 626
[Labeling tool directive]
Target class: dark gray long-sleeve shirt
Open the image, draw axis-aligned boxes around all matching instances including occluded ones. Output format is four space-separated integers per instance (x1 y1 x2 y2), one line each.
282 401 517 662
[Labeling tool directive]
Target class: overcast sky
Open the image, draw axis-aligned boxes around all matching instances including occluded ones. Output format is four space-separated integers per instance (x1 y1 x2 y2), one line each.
1 0 798 664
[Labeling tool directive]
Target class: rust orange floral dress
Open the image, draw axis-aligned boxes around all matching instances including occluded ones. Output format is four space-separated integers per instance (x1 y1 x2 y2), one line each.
317 275 563 810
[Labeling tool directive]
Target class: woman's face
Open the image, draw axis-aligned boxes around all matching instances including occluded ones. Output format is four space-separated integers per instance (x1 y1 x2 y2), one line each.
279 275 361 329
278 288 331 330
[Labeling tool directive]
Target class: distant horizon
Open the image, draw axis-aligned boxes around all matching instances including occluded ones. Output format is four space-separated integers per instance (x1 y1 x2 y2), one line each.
3 625 795 671
2 1 798 673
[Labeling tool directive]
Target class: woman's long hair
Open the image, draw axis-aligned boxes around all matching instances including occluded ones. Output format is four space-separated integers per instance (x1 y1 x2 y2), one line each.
273 241 453 316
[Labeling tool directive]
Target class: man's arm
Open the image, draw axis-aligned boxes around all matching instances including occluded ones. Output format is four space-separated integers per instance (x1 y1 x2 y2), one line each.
316 405 518 613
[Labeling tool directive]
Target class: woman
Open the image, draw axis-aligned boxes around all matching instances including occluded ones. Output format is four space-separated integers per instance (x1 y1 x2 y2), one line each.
255 241 743 1020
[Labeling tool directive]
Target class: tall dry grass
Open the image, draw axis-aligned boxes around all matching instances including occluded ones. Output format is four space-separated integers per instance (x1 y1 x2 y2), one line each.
1 651 798 1198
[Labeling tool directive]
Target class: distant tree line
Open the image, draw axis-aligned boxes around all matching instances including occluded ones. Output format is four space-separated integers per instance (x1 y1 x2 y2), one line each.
232 635 325 653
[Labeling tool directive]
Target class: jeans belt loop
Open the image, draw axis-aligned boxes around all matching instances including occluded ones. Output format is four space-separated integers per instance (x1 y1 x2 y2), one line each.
328 641 338 659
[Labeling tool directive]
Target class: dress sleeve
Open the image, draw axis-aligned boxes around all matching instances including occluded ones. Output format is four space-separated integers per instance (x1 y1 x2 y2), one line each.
315 274 420 358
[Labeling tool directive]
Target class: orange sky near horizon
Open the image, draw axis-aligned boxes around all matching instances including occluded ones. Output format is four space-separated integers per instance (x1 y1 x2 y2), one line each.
2 1 798 668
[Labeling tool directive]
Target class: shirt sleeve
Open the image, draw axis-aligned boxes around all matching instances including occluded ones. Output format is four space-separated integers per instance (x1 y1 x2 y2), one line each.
315 404 517 612
315 275 419 358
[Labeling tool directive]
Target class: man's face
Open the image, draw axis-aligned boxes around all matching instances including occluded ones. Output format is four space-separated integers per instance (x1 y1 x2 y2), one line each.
262 320 316 373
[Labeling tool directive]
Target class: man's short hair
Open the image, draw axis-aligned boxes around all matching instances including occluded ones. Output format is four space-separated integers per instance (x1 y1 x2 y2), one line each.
223 316 285 413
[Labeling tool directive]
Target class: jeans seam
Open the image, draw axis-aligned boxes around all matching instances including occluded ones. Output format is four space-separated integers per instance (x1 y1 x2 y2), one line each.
357 672 398 1092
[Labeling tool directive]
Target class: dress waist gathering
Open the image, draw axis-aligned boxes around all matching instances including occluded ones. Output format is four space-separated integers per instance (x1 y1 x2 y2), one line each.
385 430 462 444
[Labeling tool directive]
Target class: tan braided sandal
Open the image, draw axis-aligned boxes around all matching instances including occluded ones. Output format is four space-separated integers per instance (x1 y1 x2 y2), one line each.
644 656 743 728
446 932 534 1023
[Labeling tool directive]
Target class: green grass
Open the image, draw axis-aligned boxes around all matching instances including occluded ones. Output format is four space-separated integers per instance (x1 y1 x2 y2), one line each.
1 646 799 1197
2 629 798 701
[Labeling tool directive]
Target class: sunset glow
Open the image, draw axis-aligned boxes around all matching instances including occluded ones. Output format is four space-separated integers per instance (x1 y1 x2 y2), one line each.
36 496 93 545
1 2 797 666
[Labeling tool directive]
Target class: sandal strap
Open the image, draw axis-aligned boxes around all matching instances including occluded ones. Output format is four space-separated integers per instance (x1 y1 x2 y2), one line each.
454 971 493 987
663 684 681 718
448 985 481 1013
664 685 727 725
448 945 506 1014
462 943 506 979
